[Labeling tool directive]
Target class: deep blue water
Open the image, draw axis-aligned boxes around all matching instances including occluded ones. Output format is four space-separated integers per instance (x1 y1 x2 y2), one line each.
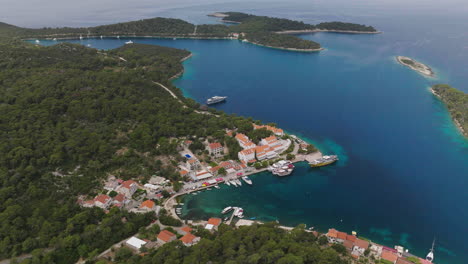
34 3 468 263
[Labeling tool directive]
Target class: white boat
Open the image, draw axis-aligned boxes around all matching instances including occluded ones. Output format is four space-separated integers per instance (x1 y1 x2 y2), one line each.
192 192 197 195
117 35 120 39
53 38 57 41
242 176 252 185
206 96 227 105
125 40 133 44
100 35 103 39
214 185 220 189
230 180 238 187
87 44 91 47
35 40 40 43
221 206 233 214
79 35 83 40
225 181 231 186
235 179 242 186
426 239 435 262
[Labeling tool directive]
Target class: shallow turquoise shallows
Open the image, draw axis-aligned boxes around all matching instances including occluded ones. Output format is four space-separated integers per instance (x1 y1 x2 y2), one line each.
35 4 468 263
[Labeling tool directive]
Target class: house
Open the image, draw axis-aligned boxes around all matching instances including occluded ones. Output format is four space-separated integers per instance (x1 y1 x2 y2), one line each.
157 230 177 244
180 226 193 235
346 234 357 243
343 240 354 251
396 258 413 264
208 142 224 157
139 200 156 212
238 148 256 164
253 124 284 136
327 228 339 243
193 170 213 181
255 145 278 161
205 218 222 230
235 133 256 149
113 193 128 206
148 176 167 185
179 233 200 246
118 180 138 198
94 194 111 209
186 159 201 171
183 140 193 148
336 231 347 243
125 236 147 250
260 135 281 147
353 238 370 255
381 249 399 263
370 243 383 259
180 170 189 177
208 166 222 176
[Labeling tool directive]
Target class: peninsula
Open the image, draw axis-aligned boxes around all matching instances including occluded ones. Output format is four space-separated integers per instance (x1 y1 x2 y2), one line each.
0 12 378 52
431 84 468 137
396 56 435 77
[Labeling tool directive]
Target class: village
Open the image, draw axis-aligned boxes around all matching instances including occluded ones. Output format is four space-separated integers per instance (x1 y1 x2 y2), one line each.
75 122 434 264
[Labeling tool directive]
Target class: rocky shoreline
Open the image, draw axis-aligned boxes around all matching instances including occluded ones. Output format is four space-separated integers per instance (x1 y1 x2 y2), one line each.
430 88 467 137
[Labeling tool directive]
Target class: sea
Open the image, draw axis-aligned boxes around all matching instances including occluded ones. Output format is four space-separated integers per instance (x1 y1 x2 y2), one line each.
33 1 468 263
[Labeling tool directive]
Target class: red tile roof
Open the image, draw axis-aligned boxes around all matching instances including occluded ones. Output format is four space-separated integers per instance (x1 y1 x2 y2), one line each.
113 193 126 203
381 250 398 262
179 233 198 244
209 142 223 150
346 234 357 242
180 226 193 234
140 200 155 209
94 194 110 204
354 238 369 249
207 218 222 226
327 228 338 238
121 180 136 189
337 231 347 240
180 170 188 176
396 258 413 264
157 230 176 242
343 240 354 250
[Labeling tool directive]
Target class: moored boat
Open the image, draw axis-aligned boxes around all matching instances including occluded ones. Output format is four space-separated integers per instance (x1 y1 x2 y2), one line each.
206 96 227 105
225 181 231 186
230 180 238 187
125 40 133 44
242 176 252 185
222 206 233 214
235 179 242 186
426 239 435 262
309 155 338 167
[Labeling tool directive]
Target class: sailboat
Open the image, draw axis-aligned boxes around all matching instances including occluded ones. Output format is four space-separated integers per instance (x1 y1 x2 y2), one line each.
426 239 435 262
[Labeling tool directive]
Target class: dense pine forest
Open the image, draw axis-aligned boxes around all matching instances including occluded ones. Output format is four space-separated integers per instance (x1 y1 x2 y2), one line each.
432 84 468 137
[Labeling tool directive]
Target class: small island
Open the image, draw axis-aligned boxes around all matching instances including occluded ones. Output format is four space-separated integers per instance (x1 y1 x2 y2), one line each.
431 84 468 137
396 56 434 77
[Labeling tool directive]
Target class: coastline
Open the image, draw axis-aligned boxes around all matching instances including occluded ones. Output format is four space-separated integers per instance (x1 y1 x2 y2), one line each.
169 53 193 80
244 39 324 52
396 56 435 77
276 29 382 34
430 88 467 137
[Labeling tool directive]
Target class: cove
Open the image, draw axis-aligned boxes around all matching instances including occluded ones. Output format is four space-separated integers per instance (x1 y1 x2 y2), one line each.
36 18 468 263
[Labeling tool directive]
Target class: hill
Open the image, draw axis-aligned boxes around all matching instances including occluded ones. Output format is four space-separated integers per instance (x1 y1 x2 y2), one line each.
431 84 468 137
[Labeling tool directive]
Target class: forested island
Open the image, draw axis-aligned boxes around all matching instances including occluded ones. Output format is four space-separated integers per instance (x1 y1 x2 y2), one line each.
431 84 468 137
0 12 378 52
396 56 434 77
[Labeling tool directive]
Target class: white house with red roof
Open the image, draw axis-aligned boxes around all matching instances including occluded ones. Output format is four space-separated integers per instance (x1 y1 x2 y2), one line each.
238 148 256 164
235 133 256 150
253 124 284 136
186 158 201 171
208 142 224 157
118 180 138 198
94 194 112 209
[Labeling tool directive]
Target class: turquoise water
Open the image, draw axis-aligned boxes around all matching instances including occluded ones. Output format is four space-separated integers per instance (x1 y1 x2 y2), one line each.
34 3 468 263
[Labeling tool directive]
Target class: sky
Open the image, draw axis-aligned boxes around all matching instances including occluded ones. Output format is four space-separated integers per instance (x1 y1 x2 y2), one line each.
1 0 467 28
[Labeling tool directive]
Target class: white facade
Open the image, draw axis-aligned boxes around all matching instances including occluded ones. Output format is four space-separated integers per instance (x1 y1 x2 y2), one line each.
126 236 147 249
238 149 255 163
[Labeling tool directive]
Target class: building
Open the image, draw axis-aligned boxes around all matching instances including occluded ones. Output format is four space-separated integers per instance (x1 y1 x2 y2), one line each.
208 142 224 157
255 145 278 161
353 238 370 255
253 124 284 136
381 249 399 263
205 218 222 231
125 236 147 250
235 133 256 149
370 243 383 259
186 159 201 171
94 194 112 209
193 170 213 181
113 193 128 207
118 180 138 198
179 233 200 246
238 148 256 164
180 170 189 177
180 226 193 235
336 231 347 243
148 176 167 185
343 240 354 251
327 228 339 243
157 230 177 244
139 200 156 212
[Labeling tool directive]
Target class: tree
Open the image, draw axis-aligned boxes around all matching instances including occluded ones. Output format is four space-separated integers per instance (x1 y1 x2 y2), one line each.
114 247 133 261
318 235 328 245
218 167 227 176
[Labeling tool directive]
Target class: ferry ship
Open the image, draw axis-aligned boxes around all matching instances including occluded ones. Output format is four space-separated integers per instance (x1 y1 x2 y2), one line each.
206 96 227 105
309 155 338 167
